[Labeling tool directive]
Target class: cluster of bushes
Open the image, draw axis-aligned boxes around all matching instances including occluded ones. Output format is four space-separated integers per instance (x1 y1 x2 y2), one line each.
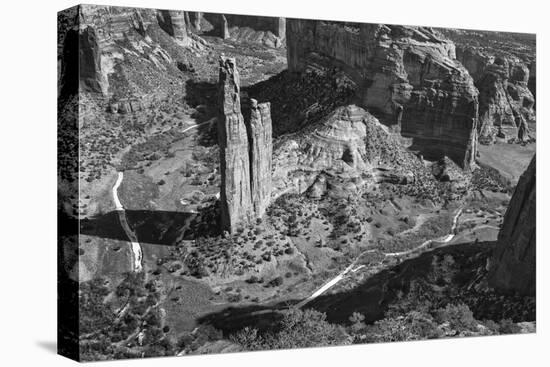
79 273 170 361
230 309 350 350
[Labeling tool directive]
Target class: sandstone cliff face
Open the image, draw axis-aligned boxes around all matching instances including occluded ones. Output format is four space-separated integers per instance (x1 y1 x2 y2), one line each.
455 47 535 143
157 10 191 45
271 105 427 199
286 20 479 169
247 99 273 217
217 57 253 231
72 5 200 98
488 155 535 296
79 27 105 93
217 58 274 232
201 13 286 48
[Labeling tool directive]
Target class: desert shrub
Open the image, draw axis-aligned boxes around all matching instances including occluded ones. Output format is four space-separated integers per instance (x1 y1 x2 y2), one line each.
230 309 349 350
434 303 478 333
363 311 442 343
267 276 283 287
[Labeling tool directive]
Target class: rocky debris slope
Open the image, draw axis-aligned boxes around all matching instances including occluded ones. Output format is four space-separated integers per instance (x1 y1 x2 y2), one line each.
441 28 536 143
197 13 286 48
271 105 429 199
488 155 535 296
286 20 479 169
59 4 206 100
455 48 535 143
217 57 273 232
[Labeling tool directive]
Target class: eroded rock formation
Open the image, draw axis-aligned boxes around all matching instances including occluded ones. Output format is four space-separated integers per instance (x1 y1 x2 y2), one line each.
79 27 105 93
157 10 191 45
247 99 273 217
286 20 479 169
271 105 428 199
218 57 273 232
202 13 286 48
72 5 202 97
456 47 535 143
218 57 253 231
488 155 535 296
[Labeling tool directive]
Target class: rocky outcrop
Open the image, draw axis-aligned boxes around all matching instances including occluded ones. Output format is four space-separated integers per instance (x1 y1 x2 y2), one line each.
217 57 273 232
247 99 273 217
73 5 202 96
157 10 191 45
188 12 202 31
488 155 535 296
202 13 286 48
455 47 535 143
218 57 253 231
79 27 104 93
286 20 479 169
221 15 230 39
271 105 428 199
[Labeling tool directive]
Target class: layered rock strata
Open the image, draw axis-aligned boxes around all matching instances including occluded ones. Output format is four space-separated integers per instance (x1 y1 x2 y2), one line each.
217 57 273 232
455 47 535 143
218 57 253 231
488 155 536 296
286 20 479 169
247 99 273 217
201 13 286 47
72 5 200 96
271 105 427 199
157 10 191 45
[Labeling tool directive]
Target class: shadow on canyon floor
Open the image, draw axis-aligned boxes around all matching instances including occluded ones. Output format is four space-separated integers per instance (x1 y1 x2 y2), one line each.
197 242 508 334
78 209 205 246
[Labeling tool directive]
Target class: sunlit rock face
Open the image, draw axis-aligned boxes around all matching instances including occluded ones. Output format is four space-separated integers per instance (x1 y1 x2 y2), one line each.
488 155 535 296
286 20 479 169
217 57 254 232
455 47 535 143
64 5 197 97
217 58 274 232
157 10 191 45
200 13 286 48
247 99 273 218
271 105 425 199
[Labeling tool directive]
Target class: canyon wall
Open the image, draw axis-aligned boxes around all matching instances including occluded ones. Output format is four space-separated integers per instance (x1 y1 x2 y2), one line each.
218 57 273 232
286 20 479 169
201 13 286 48
157 10 191 45
455 46 535 143
488 155 536 296
70 5 198 97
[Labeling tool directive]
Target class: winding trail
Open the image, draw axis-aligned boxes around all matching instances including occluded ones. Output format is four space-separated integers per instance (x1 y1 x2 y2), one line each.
111 119 215 273
295 207 464 309
113 172 143 272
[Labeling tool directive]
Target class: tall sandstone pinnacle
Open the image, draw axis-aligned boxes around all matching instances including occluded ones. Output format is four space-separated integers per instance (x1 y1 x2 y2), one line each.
247 99 273 217
217 57 273 232
217 57 253 232
488 155 536 296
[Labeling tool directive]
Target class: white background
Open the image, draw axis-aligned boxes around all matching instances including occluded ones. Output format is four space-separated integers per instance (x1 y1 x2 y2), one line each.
0 0 548 365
